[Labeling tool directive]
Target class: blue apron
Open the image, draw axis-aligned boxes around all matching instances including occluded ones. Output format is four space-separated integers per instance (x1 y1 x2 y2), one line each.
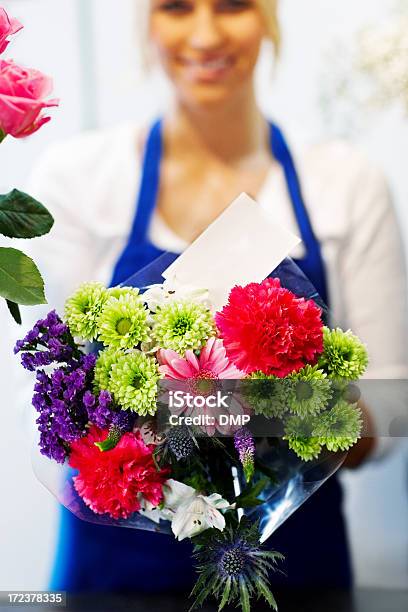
50 120 351 592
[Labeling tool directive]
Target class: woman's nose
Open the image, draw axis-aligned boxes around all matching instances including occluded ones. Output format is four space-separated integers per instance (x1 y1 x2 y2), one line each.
188 7 224 50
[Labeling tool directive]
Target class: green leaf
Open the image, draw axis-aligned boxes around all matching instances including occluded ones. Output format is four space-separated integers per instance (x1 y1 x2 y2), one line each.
239 578 250 612
257 578 278 611
235 478 269 508
6 299 22 324
0 189 54 239
218 576 231 611
0 247 46 305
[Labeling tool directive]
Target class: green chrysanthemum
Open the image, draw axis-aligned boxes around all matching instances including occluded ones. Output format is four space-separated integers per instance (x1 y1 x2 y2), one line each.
313 400 363 452
283 415 322 461
107 286 140 300
94 347 122 392
287 365 333 417
319 327 368 380
152 300 215 354
97 294 150 350
108 351 160 416
240 372 288 418
64 281 108 341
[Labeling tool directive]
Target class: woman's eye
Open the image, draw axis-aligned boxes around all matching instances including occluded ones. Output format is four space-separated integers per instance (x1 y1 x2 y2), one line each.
216 0 253 12
157 0 192 13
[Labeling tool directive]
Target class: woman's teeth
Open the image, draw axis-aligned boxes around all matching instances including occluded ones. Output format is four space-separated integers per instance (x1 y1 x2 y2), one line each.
184 58 231 69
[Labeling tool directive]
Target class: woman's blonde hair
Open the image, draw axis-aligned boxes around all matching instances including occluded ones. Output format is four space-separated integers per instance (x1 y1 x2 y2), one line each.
256 0 281 56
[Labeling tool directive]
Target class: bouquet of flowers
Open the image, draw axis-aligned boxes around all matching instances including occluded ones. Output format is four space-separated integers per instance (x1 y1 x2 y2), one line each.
16 196 368 612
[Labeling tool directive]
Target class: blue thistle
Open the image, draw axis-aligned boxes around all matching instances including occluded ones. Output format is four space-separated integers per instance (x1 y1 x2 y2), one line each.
190 518 283 612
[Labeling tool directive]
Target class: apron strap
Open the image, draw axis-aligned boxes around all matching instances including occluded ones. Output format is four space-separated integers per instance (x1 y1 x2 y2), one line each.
127 118 163 246
269 123 329 305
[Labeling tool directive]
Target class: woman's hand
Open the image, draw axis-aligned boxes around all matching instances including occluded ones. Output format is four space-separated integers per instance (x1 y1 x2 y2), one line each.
343 399 377 469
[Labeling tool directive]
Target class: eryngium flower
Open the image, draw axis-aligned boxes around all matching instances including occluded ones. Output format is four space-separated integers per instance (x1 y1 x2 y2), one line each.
283 414 322 461
313 400 363 452
152 300 214 354
287 365 332 417
166 425 195 460
319 327 368 380
65 282 108 341
240 372 288 417
108 351 160 416
97 293 150 349
191 518 283 612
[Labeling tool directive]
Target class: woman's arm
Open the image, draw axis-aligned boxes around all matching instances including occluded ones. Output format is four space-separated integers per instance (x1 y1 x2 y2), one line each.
337 159 408 466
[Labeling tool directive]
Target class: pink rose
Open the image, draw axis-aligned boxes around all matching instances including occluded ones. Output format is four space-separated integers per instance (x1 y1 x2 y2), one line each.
0 59 58 138
0 7 23 54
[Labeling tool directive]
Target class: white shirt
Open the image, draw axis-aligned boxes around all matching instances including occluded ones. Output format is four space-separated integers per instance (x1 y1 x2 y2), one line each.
23 120 408 457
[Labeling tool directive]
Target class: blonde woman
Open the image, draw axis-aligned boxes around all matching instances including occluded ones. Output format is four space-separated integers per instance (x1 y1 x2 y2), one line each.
27 0 408 596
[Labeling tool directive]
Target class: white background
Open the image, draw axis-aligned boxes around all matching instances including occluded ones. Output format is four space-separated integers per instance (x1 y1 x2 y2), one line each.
0 0 407 591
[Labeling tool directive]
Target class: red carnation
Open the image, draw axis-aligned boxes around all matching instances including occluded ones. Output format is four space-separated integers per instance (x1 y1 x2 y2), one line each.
69 425 168 520
215 278 323 377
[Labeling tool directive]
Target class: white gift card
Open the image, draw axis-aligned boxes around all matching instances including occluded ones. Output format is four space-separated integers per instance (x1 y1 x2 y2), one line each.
163 193 301 309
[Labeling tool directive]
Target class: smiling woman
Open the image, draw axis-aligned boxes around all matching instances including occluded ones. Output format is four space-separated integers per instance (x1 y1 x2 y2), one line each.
21 0 408 604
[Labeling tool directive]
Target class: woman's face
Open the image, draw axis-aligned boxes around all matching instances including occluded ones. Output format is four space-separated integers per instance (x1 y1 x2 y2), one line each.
150 0 266 109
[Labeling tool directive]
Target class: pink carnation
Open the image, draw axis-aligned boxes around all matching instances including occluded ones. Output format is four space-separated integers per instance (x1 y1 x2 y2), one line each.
0 8 22 55
69 426 168 520
0 59 58 138
215 277 324 377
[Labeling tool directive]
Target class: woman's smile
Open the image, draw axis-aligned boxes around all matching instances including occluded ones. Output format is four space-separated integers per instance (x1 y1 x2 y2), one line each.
177 54 235 82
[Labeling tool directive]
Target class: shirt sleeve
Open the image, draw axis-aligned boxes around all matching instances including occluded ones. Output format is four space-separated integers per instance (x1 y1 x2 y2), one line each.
9 142 101 427
23 147 106 313
337 160 408 458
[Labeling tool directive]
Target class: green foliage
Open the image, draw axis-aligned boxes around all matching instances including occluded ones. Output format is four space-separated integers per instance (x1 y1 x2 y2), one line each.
6 300 21 324
0 247 46 306
235 478 268 509
0 188 54 323
0 189 54 239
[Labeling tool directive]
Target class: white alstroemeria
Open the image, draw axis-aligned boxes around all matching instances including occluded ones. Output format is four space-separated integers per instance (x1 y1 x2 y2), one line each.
138 479 234 540
162 479 233 541
171 493 233 541
138 497 173 524
142 279 212 313
137 479 193 524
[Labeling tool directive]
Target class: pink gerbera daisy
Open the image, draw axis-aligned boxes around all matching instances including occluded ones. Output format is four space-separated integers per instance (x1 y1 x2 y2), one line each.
158 338 245 435
157 337 244 381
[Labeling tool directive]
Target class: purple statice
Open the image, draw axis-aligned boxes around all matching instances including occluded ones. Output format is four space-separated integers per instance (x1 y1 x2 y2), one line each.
84 390 114 429
32 353 99 463
14 310 77 371
84 385 135 432
234 427 255 483
111 409 134 432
